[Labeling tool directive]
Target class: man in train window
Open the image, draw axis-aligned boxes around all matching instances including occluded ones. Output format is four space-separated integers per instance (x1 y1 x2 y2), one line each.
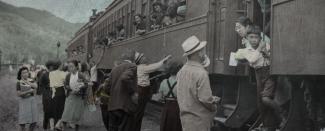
176 36 220 131
234 26 284 131
134 14 147 35
150 2 165 30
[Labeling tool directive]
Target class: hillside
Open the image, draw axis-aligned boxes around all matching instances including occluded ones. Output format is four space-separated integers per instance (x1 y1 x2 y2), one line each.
0 1 83 64
0 0 113 23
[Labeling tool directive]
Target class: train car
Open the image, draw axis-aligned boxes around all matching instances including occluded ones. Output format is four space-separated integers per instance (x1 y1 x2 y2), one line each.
66 23 91 63
66 0 325 130
269 0 325 131
87 0 257 129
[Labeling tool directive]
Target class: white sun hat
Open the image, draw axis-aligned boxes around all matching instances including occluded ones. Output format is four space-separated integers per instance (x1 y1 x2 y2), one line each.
182 36 207 56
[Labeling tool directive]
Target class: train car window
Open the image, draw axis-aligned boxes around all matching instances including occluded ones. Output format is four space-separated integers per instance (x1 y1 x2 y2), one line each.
145 0 187 31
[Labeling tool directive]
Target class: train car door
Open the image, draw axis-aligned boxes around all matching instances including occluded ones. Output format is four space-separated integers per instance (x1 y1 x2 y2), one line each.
271 0 325 75
208 0 248 75
209 0 260 129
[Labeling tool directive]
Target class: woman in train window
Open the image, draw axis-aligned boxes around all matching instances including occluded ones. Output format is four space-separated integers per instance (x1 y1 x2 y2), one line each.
157 59 183 131
234 26 284 131
150 1 165 30
235 16 270 51
134 14 147 35
16 66 39 131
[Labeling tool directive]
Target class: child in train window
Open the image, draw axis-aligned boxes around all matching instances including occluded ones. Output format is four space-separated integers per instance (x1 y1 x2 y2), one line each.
134 14 147 35
234 26 284 131
163 0 186 26
150 2 166 30
108 31 117 43
116 24 126 41
235 16 270 50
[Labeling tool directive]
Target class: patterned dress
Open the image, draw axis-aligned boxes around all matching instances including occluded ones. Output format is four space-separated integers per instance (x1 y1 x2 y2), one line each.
17 80 39 124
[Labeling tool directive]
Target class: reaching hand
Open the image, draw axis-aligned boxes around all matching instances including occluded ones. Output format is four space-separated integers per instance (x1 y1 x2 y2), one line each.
163 55 172 61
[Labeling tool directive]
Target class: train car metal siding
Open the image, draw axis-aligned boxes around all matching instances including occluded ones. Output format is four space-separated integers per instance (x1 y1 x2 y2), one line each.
270 0 325 75
90 0 211 69
96 16 208 69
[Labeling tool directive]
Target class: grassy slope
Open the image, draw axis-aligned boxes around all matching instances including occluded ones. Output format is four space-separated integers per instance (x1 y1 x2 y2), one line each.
0 1 83 64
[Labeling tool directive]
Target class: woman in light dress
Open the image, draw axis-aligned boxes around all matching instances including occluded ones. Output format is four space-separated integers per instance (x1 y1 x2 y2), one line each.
55 60 88 131
16 66 39 131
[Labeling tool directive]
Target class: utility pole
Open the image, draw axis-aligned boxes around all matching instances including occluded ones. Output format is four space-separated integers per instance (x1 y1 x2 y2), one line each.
57 41 61 59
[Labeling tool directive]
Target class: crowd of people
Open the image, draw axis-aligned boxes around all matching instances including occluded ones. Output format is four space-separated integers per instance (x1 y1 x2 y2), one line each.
15 14 281 131
103 0 186 42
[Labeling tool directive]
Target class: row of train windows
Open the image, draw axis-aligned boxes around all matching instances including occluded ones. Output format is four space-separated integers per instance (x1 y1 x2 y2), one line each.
93 0 187 43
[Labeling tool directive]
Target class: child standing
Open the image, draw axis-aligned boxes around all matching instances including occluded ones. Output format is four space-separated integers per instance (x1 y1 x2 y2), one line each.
234 25 283 131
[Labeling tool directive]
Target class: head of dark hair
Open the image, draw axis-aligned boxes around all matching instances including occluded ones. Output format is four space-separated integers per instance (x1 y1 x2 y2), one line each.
116 24 124 31
120 49 135 62
53 60 62 70
17 67 29 80
133 14 145 25
80 62 89 72
61 62 69 72
168 60 183 76
236 16 253 27
246 25 262 36
45 60 55 70
134 14 145 19
68 60 79 69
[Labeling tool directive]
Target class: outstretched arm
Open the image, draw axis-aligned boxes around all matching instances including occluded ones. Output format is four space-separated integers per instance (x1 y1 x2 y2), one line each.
142 55 172 73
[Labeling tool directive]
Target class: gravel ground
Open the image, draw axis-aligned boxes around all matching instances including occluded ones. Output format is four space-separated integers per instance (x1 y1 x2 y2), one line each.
0 70 160 131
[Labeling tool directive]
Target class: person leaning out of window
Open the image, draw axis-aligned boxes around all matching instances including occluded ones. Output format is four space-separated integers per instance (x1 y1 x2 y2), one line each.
116 24 126 41
134 14 147 35
150 1 165 30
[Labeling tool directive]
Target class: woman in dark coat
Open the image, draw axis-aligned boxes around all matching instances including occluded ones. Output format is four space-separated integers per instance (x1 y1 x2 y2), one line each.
40 60 67 129
39 60 56 130
157 60 183 131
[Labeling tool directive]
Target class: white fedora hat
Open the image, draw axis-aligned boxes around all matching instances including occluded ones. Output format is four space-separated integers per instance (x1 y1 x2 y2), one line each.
182 36 207 56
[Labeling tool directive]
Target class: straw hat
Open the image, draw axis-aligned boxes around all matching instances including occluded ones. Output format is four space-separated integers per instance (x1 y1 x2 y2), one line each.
182 36 207 56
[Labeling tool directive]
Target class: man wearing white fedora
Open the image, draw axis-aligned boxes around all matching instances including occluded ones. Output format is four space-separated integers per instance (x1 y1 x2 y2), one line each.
176 36 220 131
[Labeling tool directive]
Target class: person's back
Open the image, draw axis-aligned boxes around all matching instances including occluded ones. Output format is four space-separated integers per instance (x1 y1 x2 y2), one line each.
177 61 215 114
177 36 219 131
108 61 137 113
177 61 216 131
